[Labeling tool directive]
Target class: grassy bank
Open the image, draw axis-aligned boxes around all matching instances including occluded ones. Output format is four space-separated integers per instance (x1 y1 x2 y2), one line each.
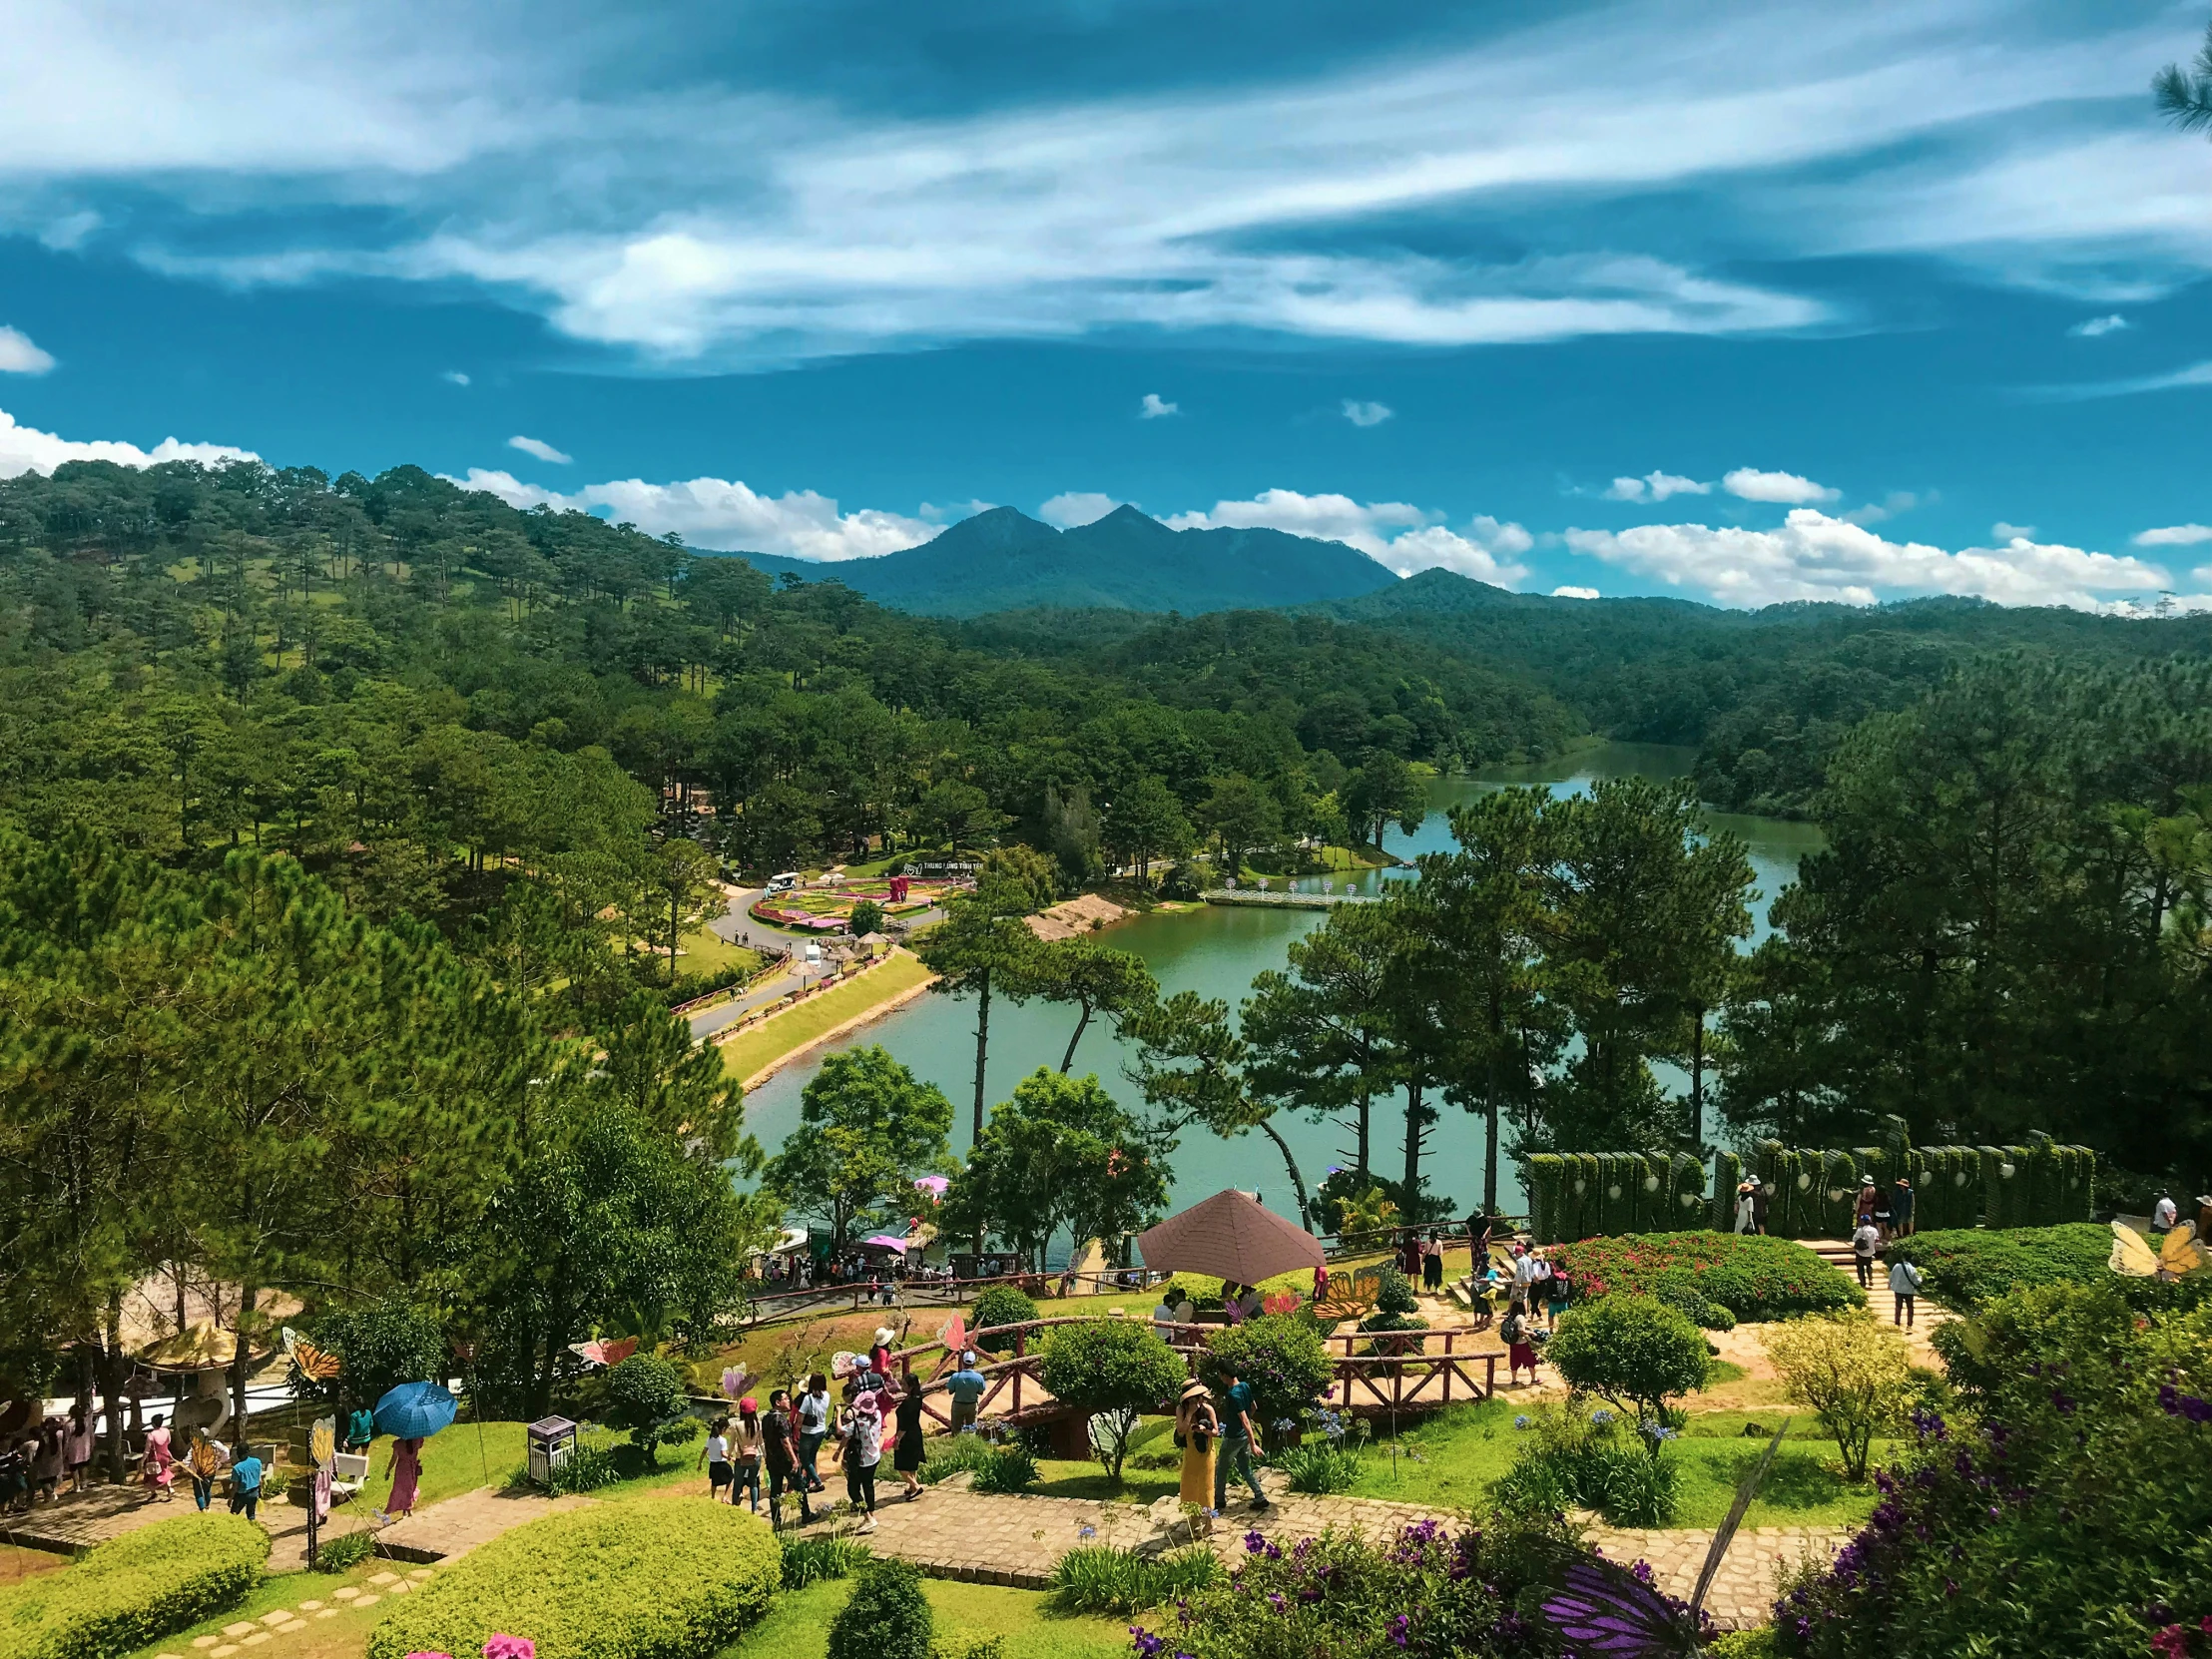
719 950 935 1083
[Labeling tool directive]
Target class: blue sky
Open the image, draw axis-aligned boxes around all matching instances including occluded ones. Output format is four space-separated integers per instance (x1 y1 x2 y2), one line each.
5 0 2212 608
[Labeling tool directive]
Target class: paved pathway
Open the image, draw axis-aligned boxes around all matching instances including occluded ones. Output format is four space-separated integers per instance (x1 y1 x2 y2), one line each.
4 1486 376 1572
177 1566 438 1659
373 1485 593 1562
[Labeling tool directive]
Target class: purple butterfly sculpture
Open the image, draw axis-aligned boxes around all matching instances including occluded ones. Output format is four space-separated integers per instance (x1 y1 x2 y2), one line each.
1538 1417 1793 1659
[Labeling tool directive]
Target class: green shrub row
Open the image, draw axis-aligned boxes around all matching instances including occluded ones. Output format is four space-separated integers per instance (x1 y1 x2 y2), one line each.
1048 1545 1219 1616
1890 1224 2114 1312
1523 1151 1707 1243
1546 1232 1861 1320
365 1495 778 1659
780 1533 871 1590
0 1514 268 1659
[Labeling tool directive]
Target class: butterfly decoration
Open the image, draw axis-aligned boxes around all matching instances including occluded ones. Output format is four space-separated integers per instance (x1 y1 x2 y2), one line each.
568 1336 641 1368
830 1350 861 1380
187 1431 225 1478
2109 1220 2212 1282
1536 1418 1792 1658
937 1314 967 1355
720 1366 750 1399
281 1327 342 1382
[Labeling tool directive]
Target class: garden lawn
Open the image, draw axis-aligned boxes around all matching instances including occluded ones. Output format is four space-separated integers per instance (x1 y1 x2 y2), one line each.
0 1545 64 1585
719 1577 1127 1659
719 951 934 1081
1342 1398 1888 1529
113 1553 393 1659
676 925 763 979
358 1421 528 1513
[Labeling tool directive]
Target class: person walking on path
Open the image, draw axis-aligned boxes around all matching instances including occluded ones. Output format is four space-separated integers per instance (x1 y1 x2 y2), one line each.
228 1444 263 1519
798 1374 831 1491
1750 1178 1772 1236
383 1434 422 1519
732 1401 765 1513
832 1383 882 1533
764 1388 811 1528
64 1402 93 1495
1734 1178 1757 1234
1421 1237 1444 1293
1175 1378 1218 1521
1509 1244 1539 1313
186 1431 227 1512
344 1403 374 1454
699 1415 734 1502
1211 1365 1268 1513
1891 1175 1916 1239
1889 1252 1926 1329
1854 1177 1880 1233
1501 1305 1539 1386
1853 1219 1882 1289
138 1414 174 1502
945 1353 987 1434
32 1420 62 1504
890 1376 926 1501
1544 1264 1572 1330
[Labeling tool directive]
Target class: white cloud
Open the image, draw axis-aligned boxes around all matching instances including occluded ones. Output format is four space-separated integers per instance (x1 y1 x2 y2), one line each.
1038 492 1123 528
0 327 55 374
1139 393 1180 419
0 405 258 479
1991 521 2036 541
1165 488 1530 587
1552 585 1600 599
1565 508 2172 610
2069 314 2130 337
507 433 571 464
443 369 470 385
1722 467 1839 504
1603 470 1709 503
450 468 937 562
1342 399 1393 427
2134 524 2212 547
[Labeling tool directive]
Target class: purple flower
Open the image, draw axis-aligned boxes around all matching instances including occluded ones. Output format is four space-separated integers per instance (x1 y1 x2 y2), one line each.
1129 1629 1165 1658
1244 1529 1268 1554
1387 1613 1412 1649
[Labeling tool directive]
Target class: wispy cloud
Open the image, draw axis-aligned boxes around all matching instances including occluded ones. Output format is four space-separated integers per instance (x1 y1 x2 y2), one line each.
2068 313 2130 337
1603 470 1709 503
1139 393 1180 419
507 434 571 464
2135 523 2212 547
0 327 55 375
443 369 470 385
1166 489 1530 587
1722 467 1838 504
1342 399 1393 427
1038 491 1123 527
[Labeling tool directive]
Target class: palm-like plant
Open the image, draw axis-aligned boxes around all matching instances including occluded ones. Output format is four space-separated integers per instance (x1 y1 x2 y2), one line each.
2155 17 2212 134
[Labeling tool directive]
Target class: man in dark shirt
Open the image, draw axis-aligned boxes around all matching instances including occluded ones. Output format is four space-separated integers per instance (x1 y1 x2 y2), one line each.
763 1388 810 1528
1211 1366 1269 1512
1750 1178 1771 1236
1890 1176 1916 1239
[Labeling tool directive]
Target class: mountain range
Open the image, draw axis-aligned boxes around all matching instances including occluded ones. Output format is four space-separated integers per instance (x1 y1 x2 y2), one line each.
728 503 1404 616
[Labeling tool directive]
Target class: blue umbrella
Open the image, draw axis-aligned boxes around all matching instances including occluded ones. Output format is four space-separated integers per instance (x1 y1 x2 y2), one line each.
373 1381 458 1440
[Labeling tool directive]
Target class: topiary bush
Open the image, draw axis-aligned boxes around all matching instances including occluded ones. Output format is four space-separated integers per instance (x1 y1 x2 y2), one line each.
365 1495 778 1659
1197 1314 1335 1433
969 1284 1038 1354
602 1353 700 1462
1888 1224 2113 1313
1547 1232 1861 1321
1355 1264 1429 1356
827 1557 931 1659
0 1514 268 1659
1038 1319 1185 1480
1546 1295 1709 1447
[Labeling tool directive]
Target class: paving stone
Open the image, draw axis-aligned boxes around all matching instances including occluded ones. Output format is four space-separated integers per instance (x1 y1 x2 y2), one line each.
330 1589 359 1601
223 1625 257 1638
211 1645 239 1656
387 1581 411 1595
194 1638 223 1649
367 1571 398 1585
275 1623 307 1636
353 1595 380 1609
241 1635 271 1648
261 1611 292 1627
296 1602 324 1613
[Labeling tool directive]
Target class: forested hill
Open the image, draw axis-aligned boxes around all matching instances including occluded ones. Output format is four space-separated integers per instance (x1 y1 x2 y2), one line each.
1314 567 2212 816
739 502 1400 615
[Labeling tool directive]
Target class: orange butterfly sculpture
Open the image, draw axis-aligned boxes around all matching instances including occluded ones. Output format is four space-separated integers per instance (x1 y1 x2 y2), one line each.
280 1327 341 1382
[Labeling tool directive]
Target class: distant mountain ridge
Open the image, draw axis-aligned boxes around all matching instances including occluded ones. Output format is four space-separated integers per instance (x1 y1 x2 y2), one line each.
725 503 1403 616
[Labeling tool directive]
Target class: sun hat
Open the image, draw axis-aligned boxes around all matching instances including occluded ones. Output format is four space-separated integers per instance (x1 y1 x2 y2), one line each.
873 1327 896 1348
1861 1175 1876 1186
1179 1377 1209 1399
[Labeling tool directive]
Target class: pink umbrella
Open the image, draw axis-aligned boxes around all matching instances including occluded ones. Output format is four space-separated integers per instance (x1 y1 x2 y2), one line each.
913 1175 950 1198
859 1234 912 1252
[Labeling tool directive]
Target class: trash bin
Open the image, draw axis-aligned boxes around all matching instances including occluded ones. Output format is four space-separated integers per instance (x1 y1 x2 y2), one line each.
526 1416 578 1486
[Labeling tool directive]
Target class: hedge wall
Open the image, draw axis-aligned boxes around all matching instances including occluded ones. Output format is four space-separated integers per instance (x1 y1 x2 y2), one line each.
0 1514 267 1659
1546 1232 1863 1320
365 1495 780 1659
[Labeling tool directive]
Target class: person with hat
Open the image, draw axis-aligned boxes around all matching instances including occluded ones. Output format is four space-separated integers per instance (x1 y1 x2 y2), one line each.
1750 1177 1772 1236
831 1379 882 1533
870 1327 896 1381
1890 1174 1916 1239
1176 1376 1219 1519
944 1351 987 1435
1854 1176 1880 1233
732 1399 765 1513
1734 1176 1757 1234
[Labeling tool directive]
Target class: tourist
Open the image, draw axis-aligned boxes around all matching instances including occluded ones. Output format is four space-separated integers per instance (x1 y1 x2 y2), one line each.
1544 1263 1572 1329
1872 1180 1894 1240
0 1436 26 1515
1173 1288 1197 1328
2154 1191 2178 1233
1891 1174 1916 1239
1467 1210 1493 1278
1421 1236 1444 1294
1501 1305 1539 1386
1750 1178 1772 1236
1734 1178 1757 1234
1152 1284 1179 1341
228 1441 264 1520
1888 1251 1926 1330
764 1387 811 1528
1854 1176 1880 1233
64 1400 93 1495
870 1327 897 1380
384 1434 423 1519
832 1382 882 1534
139 1412 174 1503
1175 1377 1218 1523
890 1375 926 1501
1852 1217 1882 1289
1400 1231 1423 1280
1509 1244 1539 1311
32 1419 62 1504
1528 1253 1554 1321
733 1400 765 1513
345 1401 375 1454
798 1373 831 1490
186 1430 227 1512
1210 1364 1268 1512
699 1414 734 1502
944 1352 987 1434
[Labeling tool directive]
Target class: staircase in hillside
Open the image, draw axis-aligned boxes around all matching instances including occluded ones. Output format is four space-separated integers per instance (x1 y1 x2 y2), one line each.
1801 1238 1955 1334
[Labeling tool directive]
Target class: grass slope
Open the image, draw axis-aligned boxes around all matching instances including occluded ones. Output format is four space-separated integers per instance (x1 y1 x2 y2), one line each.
718 951 934 1082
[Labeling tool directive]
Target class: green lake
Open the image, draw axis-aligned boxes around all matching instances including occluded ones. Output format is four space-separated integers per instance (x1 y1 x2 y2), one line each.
740 742 1822 1233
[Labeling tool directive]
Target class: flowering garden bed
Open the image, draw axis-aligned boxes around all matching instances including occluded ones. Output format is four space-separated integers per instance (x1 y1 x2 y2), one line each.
749 876 964 931
1546 1231 1861 1322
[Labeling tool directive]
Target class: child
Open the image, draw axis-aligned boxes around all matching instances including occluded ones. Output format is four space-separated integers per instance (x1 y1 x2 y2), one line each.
698 1415 733 1502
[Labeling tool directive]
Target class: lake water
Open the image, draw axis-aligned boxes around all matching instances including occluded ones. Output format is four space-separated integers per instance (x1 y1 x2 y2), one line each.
740 743 1821 1235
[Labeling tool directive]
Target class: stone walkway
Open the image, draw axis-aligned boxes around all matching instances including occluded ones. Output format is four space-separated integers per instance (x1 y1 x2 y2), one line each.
816 1467 1842 1630
4 1486 376 1572
373 1486 592 1563
167 1567 437 1659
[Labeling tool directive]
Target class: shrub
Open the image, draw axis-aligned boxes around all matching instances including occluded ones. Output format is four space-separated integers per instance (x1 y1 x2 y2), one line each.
291 1299 446 1407
1774 1283 2212 1659
1039 1320 1185 1480
1546 1295 1709 1448
0 1514 268 1659
1548 1232 1861 1321
311 1529 375 1574
1197 1315 1336 1431
1888 1224 2113 1313
1760 1313 1913 1481
365 1495 778 1659
1355 1264 1428 1355
827 1558 931 1659
1493 1403 1680 1526
968 1441 1038 1494
781 1533 871 1589
603 1354 699 1462
969 1284 1037 1353
1049 1545 1218 1615
917 1433 998 1485
1650 1272 1738 1331
1272 1441 1362 1495
541 1439 622 1494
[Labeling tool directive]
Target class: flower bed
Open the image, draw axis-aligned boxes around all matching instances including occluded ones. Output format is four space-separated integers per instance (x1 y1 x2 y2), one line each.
1547 1231 1861 1322
0 1513 267 1659
750 878 961 931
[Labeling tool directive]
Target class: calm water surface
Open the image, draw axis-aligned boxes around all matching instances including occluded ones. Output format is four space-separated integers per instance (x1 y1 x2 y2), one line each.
740 743 1821 1232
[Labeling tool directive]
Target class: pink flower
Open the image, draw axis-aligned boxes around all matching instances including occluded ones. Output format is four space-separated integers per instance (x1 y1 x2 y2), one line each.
483 1639 535 1659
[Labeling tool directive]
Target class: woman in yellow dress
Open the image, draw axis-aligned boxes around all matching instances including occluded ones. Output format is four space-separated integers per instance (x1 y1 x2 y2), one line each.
1176 1377 1218 1517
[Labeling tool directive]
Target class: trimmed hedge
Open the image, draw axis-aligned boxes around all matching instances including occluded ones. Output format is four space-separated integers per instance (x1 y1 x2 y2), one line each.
0 1514 267 1659
1546 1231 1862 1321
1891 1224 2112 1312
365 1495 778 1659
